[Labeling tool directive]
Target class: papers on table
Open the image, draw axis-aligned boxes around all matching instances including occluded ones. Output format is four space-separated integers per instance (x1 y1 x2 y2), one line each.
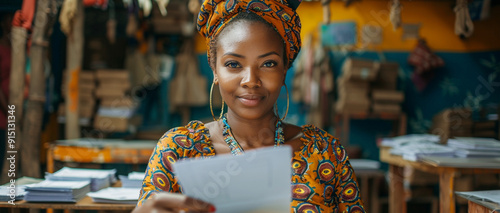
119 171 145 188
24 180 90 202
390 143 456 162
173 146 292 213
0 177 43 202
0 186 26 202
456 190 500 205
87 187 140 204
46 167 117 191
380 134 440 147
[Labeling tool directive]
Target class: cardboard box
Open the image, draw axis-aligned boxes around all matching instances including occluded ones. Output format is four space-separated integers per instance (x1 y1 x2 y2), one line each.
373 62 399 90
372 103 401 114
96 69 129 81
335 98 370 114
337 77 370 94
96 81 131 91
95 88 127 98
94 116 129 132
342 58 380 81
100 97 135 108
372 89 404 103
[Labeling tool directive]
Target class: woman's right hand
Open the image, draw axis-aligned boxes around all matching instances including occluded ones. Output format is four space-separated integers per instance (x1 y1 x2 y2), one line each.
132 192 216 213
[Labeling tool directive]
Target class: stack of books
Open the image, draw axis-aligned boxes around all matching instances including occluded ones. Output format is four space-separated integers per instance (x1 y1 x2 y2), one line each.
24 180 90 202
94 69 134 132
448 137 500 158
371 62 404 114
119 171 145 188
336 58 379 114
87 187 141 204
46 167 117 192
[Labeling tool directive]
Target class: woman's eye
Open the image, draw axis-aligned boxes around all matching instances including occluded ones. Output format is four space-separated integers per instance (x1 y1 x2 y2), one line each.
263 61 277 67
225 61 241 68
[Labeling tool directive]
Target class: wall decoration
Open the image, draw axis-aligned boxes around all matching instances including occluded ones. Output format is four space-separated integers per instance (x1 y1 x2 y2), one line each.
320 22 357 46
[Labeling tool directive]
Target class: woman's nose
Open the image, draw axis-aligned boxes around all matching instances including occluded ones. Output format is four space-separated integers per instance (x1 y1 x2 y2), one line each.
240 67 261 88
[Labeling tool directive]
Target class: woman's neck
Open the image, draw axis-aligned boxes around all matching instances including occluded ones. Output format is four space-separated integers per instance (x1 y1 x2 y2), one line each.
223 110 279 149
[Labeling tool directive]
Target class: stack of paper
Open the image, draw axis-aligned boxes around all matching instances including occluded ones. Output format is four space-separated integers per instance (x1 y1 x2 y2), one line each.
448 137 500 158
24 180 90 202
87 187 140 204
0 186 26 201
46 167 117 191
0 177 44 202
456 190 500 205
380 134 440 147
119 171 145 188
391 143 456 162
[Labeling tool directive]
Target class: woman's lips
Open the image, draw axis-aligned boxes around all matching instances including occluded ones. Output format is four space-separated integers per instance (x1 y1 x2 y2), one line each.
237 95 263 107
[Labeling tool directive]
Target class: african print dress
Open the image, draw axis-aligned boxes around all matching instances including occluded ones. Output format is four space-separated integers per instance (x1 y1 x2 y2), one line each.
137 121 366 213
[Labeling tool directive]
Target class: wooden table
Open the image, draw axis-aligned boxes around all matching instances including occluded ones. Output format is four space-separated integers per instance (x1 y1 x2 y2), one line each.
47 138 157 173
380 146 500 213
456 193 500 213
0 196 136 211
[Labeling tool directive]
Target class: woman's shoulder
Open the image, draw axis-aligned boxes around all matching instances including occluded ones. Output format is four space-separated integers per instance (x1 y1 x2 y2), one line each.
156 120 214 155
298 124 342 156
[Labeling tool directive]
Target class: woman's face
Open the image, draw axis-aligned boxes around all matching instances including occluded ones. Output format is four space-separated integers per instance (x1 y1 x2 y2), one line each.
214 20 286 120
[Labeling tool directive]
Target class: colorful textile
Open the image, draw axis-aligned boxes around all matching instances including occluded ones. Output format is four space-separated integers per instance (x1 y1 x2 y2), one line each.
196 0 302 65
138 121 365 212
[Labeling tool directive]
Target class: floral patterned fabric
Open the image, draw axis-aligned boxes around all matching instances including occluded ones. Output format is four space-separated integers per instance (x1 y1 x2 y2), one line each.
138 121 365 213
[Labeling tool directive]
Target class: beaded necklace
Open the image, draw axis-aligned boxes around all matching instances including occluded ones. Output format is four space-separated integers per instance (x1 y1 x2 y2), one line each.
221 114 285 156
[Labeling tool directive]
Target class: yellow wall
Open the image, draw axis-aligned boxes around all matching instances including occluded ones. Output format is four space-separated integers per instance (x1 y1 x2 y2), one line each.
196 1 500 53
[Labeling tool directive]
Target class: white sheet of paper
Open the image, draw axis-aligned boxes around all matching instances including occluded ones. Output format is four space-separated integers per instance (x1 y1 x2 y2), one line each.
456 190 500 205
173 146 292 213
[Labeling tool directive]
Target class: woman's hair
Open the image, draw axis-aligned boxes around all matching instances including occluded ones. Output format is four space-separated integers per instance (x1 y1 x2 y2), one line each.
208 11 288 70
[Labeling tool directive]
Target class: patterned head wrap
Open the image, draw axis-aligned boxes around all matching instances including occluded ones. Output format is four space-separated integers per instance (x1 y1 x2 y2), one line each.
197 0 302 66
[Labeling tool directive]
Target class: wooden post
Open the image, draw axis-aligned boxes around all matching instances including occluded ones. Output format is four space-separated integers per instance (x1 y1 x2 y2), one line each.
0 27 27 184
388 165 406 213
21 0 57 178
65 0 84 139
439 170 457 213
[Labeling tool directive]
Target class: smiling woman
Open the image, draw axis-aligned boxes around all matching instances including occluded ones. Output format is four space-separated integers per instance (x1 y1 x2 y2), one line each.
133 0 365 213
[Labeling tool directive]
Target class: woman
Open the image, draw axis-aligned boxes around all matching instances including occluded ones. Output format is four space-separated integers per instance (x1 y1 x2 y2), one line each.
134 0 365 212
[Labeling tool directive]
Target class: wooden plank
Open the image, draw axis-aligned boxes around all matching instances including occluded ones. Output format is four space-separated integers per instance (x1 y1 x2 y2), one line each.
439 169 456 213
0 197 135 210
388 165 406 213
21 0 57 178
65 0 84 139
468 200 495 213
1 26 27 184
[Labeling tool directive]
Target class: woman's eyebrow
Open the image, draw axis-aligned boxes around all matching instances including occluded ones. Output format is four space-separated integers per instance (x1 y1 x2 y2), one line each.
223 52 245 58
258 51 280 58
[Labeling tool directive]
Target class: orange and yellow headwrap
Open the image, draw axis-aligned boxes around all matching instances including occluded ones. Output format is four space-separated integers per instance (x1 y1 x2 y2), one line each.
196 0 302 66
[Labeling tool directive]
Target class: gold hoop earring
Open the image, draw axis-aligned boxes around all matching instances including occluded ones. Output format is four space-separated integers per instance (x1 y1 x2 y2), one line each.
210 82 225 121
274 84 289 121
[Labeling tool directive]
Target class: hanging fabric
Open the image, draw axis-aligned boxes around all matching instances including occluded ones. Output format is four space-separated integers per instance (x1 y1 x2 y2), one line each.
454 0 474 38
389 0 401 30
59 0 78 35
169 39 208 112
